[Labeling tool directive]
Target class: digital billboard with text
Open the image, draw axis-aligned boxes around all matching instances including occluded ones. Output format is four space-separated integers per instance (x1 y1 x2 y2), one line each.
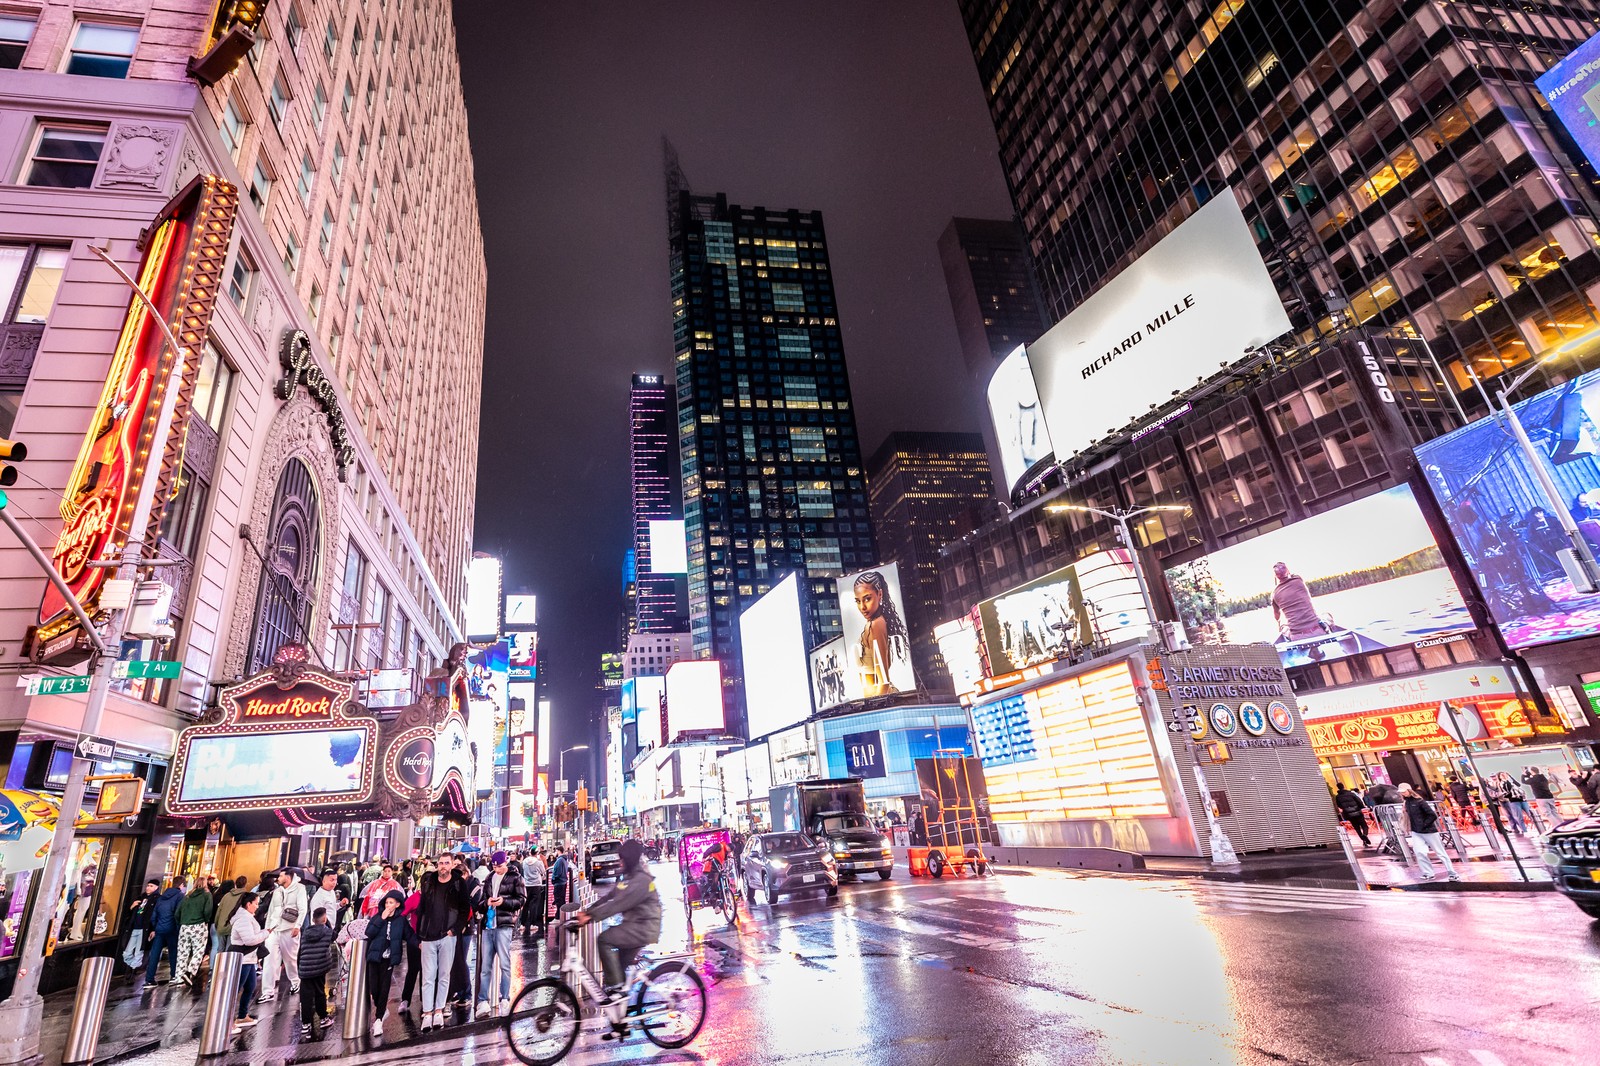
836 564 917 697
1538 31 1600 175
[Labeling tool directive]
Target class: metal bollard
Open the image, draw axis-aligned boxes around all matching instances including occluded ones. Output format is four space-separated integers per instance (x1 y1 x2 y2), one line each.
62 955 114 1065
199 951 243 1057
342 938 368 1039
1335 825 1369 891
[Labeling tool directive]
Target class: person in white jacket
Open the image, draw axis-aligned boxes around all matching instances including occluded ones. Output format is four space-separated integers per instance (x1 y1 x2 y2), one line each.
259 868 308 1002
229 893 270 1029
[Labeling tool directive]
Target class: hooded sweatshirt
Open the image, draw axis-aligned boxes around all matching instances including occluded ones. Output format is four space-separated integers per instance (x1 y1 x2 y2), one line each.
214 886 247 935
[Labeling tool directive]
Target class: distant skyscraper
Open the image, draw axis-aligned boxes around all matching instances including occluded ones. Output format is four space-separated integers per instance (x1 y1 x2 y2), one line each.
866 432 994 692
630 373 686 632
666 143 875 736
937 217 1050 384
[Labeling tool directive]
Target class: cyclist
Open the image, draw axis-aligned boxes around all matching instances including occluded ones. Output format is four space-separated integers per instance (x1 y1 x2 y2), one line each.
574 839 661 1001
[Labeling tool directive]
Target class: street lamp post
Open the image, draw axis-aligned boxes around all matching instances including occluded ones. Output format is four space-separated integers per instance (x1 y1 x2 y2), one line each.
1045 502 1189 636
0 242 193 1059
559 744 589 863
559 744 589 789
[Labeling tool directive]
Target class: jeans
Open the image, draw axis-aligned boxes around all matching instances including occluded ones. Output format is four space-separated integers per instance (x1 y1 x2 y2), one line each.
237 962 258 1019
210 927 228 963
145 929 177 982
401 941 422 1005
478 925 513 1004
175 925 209 983
1342 813 1370 846
1503 800 1531 833
367 962 394 1021
1531 797 1560 828
1409 831 1456 878
418 936 455 1013
299 973 328 1024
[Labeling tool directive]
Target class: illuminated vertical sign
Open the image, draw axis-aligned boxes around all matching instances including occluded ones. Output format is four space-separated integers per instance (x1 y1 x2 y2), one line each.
38 176 238 647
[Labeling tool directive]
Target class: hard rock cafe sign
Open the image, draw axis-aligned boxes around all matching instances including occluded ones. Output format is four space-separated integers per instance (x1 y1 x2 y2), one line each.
37 176 238 655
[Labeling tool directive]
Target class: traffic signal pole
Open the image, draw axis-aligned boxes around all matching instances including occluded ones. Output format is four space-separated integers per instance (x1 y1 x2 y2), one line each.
0 243 193 1064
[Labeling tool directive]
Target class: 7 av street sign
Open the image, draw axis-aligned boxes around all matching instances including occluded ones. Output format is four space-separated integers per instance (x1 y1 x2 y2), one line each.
112 659 181 680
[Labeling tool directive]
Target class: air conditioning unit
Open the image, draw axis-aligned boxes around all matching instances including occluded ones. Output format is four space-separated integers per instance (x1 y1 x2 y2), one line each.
125 581 175 641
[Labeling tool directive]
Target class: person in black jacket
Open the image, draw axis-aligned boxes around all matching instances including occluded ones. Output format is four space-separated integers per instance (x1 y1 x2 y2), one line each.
414 856 471 1031
474 851 526 1017
1400 782 1459 882
144 876 187 983
296 908 337 1037
1333 785 1371 847
364 890 408 1037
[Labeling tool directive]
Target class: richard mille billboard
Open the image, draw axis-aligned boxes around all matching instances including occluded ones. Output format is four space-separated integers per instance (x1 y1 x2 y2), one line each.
1026 191 1292 464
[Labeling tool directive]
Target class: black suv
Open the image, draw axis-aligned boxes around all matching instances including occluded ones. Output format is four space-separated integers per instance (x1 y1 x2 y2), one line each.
1544 808 1600 918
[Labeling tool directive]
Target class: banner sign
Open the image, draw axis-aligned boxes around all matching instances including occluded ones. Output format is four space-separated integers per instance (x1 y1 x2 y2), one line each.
841 730 887 779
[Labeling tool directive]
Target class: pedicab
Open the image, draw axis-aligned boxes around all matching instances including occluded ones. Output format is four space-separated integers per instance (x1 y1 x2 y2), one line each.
678 827 740 928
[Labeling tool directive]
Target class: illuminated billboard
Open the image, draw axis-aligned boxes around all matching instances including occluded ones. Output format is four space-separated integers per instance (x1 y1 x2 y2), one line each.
536 699 551 767
649 519 688 575
626 675 667 751
976 563 1092 675
737 574 813 739
1164 484 1471 668
505 594 537 629
836 564 917 697
1416 367 1600 649
808 636 849 711
1027 191 1291 464
987 346 1053 491
665 660 724 736
466 641 508 799
974 662 1168 822
932 617 985 700
508 631 537 681
466 555 502 643
1538 31 1600 175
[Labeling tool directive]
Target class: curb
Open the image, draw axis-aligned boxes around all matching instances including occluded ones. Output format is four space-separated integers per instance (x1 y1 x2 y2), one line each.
995 857 1557 894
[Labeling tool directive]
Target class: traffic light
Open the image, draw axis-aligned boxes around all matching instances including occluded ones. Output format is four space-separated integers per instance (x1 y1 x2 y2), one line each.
0 437 27 507
575 786 588 810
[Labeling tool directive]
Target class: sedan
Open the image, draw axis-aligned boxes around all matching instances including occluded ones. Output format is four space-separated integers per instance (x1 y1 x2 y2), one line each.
742 832 838 903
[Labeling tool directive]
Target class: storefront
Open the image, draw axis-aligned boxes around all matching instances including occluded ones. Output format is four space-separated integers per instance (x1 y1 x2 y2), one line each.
1297 663 1566 794
814 703 975 824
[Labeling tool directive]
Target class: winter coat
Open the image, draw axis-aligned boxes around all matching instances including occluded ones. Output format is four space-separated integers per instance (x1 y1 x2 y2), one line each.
151 887 184 934
214 887 247 935
177 886 214 927
416 871 471 941
296 922 337 977
475 866 526 921
550 854 570 885
1404 796 1440 835
365 891 408 965
1333 789 1364 817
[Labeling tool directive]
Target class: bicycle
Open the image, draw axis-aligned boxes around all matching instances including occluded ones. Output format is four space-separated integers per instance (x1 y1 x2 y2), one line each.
504 904 707 1065
699 858 740 926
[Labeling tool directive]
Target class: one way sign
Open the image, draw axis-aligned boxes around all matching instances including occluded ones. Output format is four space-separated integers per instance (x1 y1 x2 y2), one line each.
76 734 116 761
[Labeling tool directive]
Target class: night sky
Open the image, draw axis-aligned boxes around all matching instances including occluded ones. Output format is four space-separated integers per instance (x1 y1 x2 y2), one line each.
452 2 1014 777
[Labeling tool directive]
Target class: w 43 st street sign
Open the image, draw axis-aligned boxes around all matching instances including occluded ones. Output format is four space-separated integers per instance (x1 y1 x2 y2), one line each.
21 674 92 697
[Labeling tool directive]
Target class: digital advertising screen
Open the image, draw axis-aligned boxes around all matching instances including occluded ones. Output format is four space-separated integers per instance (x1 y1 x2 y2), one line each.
807 636 850 711
665 659 725 736
465 555 502 643
1027 191 1292 464
836 564 917 697
504 594 537 629
1538 30 1600 174
648 519 689 575
627 675 667 751
1163 484 1471 668
932 617 986 699
508 631 537 681
737 574 814 739
987 345 1054 492
1416 367 1600 649
177 729 370 805
466 641 509 796
975 563 1093 675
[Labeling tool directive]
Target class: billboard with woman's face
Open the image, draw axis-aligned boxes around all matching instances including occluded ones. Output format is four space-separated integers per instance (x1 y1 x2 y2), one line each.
836 565 917 698
1416 367 1600 648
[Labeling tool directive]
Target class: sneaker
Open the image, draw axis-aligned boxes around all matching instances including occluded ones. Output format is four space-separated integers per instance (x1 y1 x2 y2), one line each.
236 1015 258 1028
259 992 276 1003
420 1013 434 1033
290 981 300 994
498 999 512 1018
435 1009 449 1028
370 1018 383 1037
1448 873 1462 882
475 1001 492 1020
300 1023 312 1037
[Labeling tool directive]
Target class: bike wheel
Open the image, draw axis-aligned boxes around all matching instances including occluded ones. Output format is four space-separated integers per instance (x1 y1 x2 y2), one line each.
504 977 582 1066
722 880 740 926
633 960 707 1049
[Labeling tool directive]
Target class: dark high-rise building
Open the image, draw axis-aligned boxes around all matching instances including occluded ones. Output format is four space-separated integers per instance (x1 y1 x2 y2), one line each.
937 217 1050 385
867 432 995 692
630 373 687 632
666 144 875 736
957 0 1600 411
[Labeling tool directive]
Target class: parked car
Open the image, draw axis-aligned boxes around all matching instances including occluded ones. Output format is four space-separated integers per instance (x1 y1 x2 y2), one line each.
1544 809 1600 918
586 839 623 883
742 832 838 902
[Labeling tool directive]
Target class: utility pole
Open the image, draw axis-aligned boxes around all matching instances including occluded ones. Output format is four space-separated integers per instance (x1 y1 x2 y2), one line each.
0 243 193 1062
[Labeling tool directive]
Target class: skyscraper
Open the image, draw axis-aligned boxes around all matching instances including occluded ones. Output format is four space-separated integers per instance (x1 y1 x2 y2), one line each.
630 372 686 632
958 0 1600 410
666 145 875 736
937 217 1050 385
867 432 995 692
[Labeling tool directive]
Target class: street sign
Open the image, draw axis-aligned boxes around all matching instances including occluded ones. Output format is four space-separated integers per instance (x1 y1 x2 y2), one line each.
76 733 116 760
22 674 93 697
554 778 568 794
112 659 182 680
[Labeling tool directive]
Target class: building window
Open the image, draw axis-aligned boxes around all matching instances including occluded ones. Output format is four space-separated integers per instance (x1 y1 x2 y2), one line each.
284 4 303 50
283 233 300 276
330 140 345 185
65 21 138 78
247 459 322 672
350 21 361 58
311 82 328 129
346 195 359 228
0 244 69 326
0 15 36 68
191 342 233 431
323 16 337 61
248 160 272 213
297 151 314 201
308 282 322 320
337 256 350 299
220 97 247 159
268 70 291 127
352 297 365 336
319 208 334 257
159 464 210 559
366 77 377 110
227 247 255 308
25 125 107 189
341 78 354 121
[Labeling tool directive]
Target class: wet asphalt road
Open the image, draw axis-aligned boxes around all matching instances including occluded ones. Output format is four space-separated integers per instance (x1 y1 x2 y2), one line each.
115 862 1599 1066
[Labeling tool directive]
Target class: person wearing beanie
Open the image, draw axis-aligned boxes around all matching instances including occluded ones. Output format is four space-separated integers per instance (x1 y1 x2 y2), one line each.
474 850 526 1018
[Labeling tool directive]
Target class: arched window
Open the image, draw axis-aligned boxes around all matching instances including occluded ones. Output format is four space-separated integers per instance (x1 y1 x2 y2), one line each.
247 458 322 672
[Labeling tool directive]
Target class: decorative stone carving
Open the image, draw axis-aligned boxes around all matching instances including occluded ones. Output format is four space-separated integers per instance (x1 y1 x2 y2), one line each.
251 286 277 344
98 124 178 190
219 394 345 682
173 135 206 193
0 325 43 386
183 417 221 478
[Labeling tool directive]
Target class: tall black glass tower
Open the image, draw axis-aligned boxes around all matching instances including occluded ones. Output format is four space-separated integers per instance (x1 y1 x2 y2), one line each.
630 372 687 633
666 145 875 737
